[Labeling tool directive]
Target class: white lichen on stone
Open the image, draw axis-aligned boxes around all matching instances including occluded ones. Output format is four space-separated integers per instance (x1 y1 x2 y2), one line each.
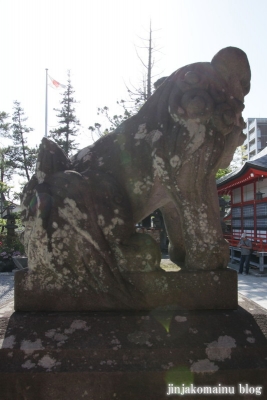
134 124 147 140
98 157 104 166
133 181 145 194
133 177 153 194
185 120 206 153
58 199 100 252
38 355 59 370
127 331 151 345
20 339 44 355
47 331 68 342
97 215 105 227
153 276 169 292
145 130 163 145
205 335 236 361
22 360 36 369
169 111 180 123
36 161 46 183
63 198 87 220
174 316 187 323
45 329 56 338
170 155 181 168
181 201 218 263
190 359 219 373
70 320 89 330
103 215 124 237
153 156 169 180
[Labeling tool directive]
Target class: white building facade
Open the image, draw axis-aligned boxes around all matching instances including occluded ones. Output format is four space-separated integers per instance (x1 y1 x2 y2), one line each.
243 118 267 160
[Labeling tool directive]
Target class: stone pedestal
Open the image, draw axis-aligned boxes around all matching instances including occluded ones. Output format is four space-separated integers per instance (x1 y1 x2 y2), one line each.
0 293 267 400
14 268 237 312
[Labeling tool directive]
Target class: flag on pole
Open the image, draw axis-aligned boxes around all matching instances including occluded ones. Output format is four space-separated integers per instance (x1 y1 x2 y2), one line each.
48 75 66 89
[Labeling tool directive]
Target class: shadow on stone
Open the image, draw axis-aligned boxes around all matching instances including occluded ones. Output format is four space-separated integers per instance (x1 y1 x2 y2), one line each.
14 267 238 311
0 295 267 399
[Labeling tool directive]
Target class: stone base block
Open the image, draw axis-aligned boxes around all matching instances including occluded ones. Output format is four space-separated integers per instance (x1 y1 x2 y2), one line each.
0 294 267 400
14 268 237 311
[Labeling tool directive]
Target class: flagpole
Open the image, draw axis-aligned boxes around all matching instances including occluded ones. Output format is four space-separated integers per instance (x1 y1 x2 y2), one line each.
45 68 48 138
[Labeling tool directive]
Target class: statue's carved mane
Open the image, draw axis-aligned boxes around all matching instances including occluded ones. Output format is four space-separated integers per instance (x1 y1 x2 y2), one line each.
18 47 251 310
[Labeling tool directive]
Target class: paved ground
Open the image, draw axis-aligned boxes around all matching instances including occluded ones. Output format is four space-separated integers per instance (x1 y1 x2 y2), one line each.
0 273 14 307
1 262 267 309
228 261 267 310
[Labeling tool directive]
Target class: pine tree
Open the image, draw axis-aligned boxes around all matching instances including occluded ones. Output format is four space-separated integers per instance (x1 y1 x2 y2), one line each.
0 112 13 214
9 101 38 182
0 111 14 185
0 112 10 139
49 71 80 156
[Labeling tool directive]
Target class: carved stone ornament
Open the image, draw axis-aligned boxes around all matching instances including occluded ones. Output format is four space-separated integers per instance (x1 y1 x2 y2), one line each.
15 47 250 311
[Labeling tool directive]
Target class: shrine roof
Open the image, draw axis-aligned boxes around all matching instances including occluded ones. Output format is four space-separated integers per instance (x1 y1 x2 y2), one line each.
217 147 267 187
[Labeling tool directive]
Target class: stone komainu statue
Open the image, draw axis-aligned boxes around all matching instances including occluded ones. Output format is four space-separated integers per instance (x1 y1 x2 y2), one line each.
18 47 250 310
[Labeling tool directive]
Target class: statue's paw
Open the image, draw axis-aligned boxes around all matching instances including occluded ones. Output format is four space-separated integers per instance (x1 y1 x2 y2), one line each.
117 233 161 273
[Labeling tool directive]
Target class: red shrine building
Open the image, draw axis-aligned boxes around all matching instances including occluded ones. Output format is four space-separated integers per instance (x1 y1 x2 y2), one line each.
217 147 267 272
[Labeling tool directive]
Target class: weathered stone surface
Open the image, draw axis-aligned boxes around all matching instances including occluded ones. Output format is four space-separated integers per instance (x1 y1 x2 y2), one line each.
15 268 237 311
1 294 267 400
18 47 251 310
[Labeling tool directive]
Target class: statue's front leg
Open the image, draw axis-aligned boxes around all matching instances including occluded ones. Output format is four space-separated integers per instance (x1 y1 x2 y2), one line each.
173 177 229 271
160 203 186 268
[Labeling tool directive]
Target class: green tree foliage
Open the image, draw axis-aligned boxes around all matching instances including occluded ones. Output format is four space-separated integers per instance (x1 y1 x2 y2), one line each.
216 167 232 180
8 101 38 182
0 112 14 212
215 145 247 181
0 109 33 250
0 111 12 182
49 71 80 156
0 112 10 138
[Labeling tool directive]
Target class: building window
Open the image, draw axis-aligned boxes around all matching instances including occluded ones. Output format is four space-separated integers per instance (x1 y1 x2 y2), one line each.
256 203 267 230
243 205 254 218
232 207 242 228
232 207 241 218
233 188 241 203
243 183 254 201
243 205 254 229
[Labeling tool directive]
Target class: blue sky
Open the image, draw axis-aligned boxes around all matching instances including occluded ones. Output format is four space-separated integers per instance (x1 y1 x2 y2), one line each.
1 0 267 151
